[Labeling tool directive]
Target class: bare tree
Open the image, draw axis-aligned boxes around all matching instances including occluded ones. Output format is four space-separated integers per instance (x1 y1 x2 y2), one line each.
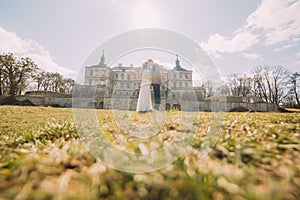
49 72 62 92
253 66 290 105
62 78 75 94
218 79 231 96
32 69 46 91
0 63 4 95
221 74 253 96
0 53 38 102
201 80 214 98
32 70 75 94
43 72 53 91
289 72 300 106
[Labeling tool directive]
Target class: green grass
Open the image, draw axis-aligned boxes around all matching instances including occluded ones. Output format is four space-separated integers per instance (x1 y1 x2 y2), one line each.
0 106 300 200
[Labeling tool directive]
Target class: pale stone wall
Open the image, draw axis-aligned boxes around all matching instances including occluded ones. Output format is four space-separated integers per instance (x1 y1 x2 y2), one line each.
197 101 278 112
16 94 278 112
16 96 72 108
167 70 193 89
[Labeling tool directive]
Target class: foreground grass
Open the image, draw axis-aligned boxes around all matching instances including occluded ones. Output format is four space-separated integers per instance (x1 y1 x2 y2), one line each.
0 106 300 200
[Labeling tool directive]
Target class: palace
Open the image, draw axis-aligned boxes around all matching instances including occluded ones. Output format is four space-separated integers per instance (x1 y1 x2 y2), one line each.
64 51 277 112
83 51 203 110
14 51 278 112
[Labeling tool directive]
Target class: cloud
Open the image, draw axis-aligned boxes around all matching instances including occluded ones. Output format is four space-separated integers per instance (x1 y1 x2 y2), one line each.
296 51 300 57
274 43 298 51
246 0 300 45
241 53 262 60
26 53 75 76
200 31 259 55
293 60 300 64
0 26 74 77
200 0 300 56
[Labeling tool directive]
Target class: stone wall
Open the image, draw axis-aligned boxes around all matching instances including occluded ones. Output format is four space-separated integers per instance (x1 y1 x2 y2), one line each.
16 95 278 112
16 96 72 108
24 91 71 98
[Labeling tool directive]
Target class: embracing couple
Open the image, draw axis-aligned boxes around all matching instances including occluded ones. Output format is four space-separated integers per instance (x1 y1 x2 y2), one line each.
136 59 161 113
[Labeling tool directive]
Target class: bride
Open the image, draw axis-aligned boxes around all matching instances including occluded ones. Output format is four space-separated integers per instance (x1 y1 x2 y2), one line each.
136 61 153 112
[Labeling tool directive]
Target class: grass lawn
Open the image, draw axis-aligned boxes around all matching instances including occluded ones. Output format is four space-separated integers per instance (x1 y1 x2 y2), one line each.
0 106 300 200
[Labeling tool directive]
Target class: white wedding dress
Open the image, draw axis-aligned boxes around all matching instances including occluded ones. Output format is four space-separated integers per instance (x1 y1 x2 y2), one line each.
136 68 153 112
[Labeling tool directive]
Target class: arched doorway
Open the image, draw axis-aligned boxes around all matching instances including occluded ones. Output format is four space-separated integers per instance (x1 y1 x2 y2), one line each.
99 102 104 109
166 103 171 111
172 104 181 111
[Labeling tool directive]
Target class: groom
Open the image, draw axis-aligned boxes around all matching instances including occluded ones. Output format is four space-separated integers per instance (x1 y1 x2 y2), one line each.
147 59 161 110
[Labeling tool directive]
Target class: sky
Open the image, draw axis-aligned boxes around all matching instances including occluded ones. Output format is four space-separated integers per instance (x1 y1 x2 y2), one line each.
0 0 300 79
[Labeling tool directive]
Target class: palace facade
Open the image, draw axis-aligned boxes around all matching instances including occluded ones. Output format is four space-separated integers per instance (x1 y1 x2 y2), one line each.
15 51 278 112
82 51 203 111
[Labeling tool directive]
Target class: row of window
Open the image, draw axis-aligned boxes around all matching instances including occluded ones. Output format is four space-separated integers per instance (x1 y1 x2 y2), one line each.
171 73 190 80
113 91 168 98
88 70 192 80
88 79 191 89
88 70 110 77
88 80 109 86
115 82 169 90
172 82 190 88
113 73 191 80
114 73 139 80
117 82 137 89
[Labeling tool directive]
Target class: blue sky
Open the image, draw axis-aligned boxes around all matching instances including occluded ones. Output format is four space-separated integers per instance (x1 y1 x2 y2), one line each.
0 0 299 78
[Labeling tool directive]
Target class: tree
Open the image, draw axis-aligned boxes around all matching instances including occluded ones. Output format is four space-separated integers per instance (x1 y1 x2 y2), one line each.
253 66 290 105
62 78 75 94
0 63 4 95
201 80 214 98
32 70 75 94
51 72 63 92
32 69 46 91
220 74 253 96
0 53 38 102
289 72 300 106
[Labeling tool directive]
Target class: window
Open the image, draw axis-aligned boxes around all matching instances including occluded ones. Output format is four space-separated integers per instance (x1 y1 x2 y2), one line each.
115 74 118 79
127 74 130 80
90 70 93 76
173 73 176 79
173 82 176 88
121 74 124 80
185 74 188 79
121 83 124 88
185 82 188 87
127 83 130 89
89 80 92 86
180 73 182 79
179 82 182 87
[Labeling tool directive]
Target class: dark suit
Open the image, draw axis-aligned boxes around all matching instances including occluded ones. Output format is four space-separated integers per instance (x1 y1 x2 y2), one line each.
151 64 161 106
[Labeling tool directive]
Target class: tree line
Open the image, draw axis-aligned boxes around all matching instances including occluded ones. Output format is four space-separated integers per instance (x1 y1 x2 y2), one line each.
203 66 300 107
0 53 75 102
